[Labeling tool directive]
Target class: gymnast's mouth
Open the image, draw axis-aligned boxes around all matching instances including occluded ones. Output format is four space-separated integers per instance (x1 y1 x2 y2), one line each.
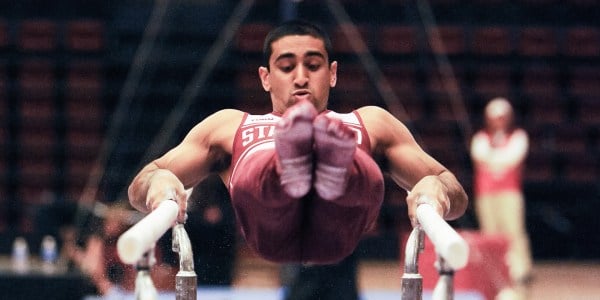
292 90 312 101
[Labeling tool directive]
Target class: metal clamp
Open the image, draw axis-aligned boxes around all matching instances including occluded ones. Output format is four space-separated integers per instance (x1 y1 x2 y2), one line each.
173 224 197 300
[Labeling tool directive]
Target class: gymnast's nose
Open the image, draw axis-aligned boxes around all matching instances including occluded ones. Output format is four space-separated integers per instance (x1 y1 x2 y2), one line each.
294 65 309 87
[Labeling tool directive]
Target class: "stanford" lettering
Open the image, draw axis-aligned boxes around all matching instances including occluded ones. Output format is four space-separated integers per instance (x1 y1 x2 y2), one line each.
241 125 276 147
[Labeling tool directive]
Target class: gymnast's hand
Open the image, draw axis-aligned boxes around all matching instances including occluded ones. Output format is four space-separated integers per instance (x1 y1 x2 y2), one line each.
406 175 451 227
146 169 188 223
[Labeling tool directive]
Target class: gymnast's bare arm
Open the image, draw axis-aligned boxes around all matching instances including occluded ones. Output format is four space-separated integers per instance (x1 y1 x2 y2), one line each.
358 106 468 226
128 109 243 221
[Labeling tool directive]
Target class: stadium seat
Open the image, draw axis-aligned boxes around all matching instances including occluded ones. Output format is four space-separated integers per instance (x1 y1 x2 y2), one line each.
331 23 372 55
17 19 58 52
425 25 466 56
563 27 600 58
553 124 588 155
18 59 55 101
520 64 560 96
18 98 56 127
471 26 513 57
335 62 370 93
65 156 95 188
428 93 465 122
471 64 513 98
377 25 420 55
414 120 461 154
576 96 600 126
235 22 273 53
567 66 600 96
517 26 559 57
525 150 557 183
64 60 105 126
561 151 598 183
64 19 106 52
381 63 419 94
424 65 466 97
64 127 103 156
525 92 566 126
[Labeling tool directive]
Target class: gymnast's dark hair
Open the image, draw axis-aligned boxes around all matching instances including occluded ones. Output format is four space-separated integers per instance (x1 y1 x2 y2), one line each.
262 19 333 68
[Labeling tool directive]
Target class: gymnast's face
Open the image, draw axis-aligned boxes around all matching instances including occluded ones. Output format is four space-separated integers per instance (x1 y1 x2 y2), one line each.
259 35 337 114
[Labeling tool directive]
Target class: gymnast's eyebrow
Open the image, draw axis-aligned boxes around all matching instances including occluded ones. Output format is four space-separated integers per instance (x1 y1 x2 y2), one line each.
303 50 326 60
274 50 327 63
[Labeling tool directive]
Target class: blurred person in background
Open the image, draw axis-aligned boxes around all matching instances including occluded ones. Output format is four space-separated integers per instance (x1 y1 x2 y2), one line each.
64 202 135 296
64 201 177 298
470 97 533 300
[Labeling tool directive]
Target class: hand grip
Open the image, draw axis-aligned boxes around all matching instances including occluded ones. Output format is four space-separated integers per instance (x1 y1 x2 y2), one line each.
117 200 179 264
416 203 469 270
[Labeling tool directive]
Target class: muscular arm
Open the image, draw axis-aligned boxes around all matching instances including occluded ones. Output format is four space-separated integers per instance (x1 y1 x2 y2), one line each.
128 109 243 219
358 106 468 224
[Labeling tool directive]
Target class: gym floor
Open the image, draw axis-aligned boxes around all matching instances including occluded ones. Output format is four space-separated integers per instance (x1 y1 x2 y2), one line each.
233 249 600 300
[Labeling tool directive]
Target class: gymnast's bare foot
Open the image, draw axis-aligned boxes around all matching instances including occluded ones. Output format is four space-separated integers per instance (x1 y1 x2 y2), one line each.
275 100 318 198
313 114 356 200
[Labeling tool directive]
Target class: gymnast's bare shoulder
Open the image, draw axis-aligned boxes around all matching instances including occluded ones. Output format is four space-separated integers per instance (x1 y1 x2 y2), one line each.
185 108 245 153
354 105 415 151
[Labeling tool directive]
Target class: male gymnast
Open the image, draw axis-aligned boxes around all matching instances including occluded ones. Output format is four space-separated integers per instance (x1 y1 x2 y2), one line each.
128 20 468 264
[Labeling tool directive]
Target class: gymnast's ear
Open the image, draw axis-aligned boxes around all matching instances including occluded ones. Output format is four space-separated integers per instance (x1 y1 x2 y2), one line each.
258 66 270 92
329 61 338 88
